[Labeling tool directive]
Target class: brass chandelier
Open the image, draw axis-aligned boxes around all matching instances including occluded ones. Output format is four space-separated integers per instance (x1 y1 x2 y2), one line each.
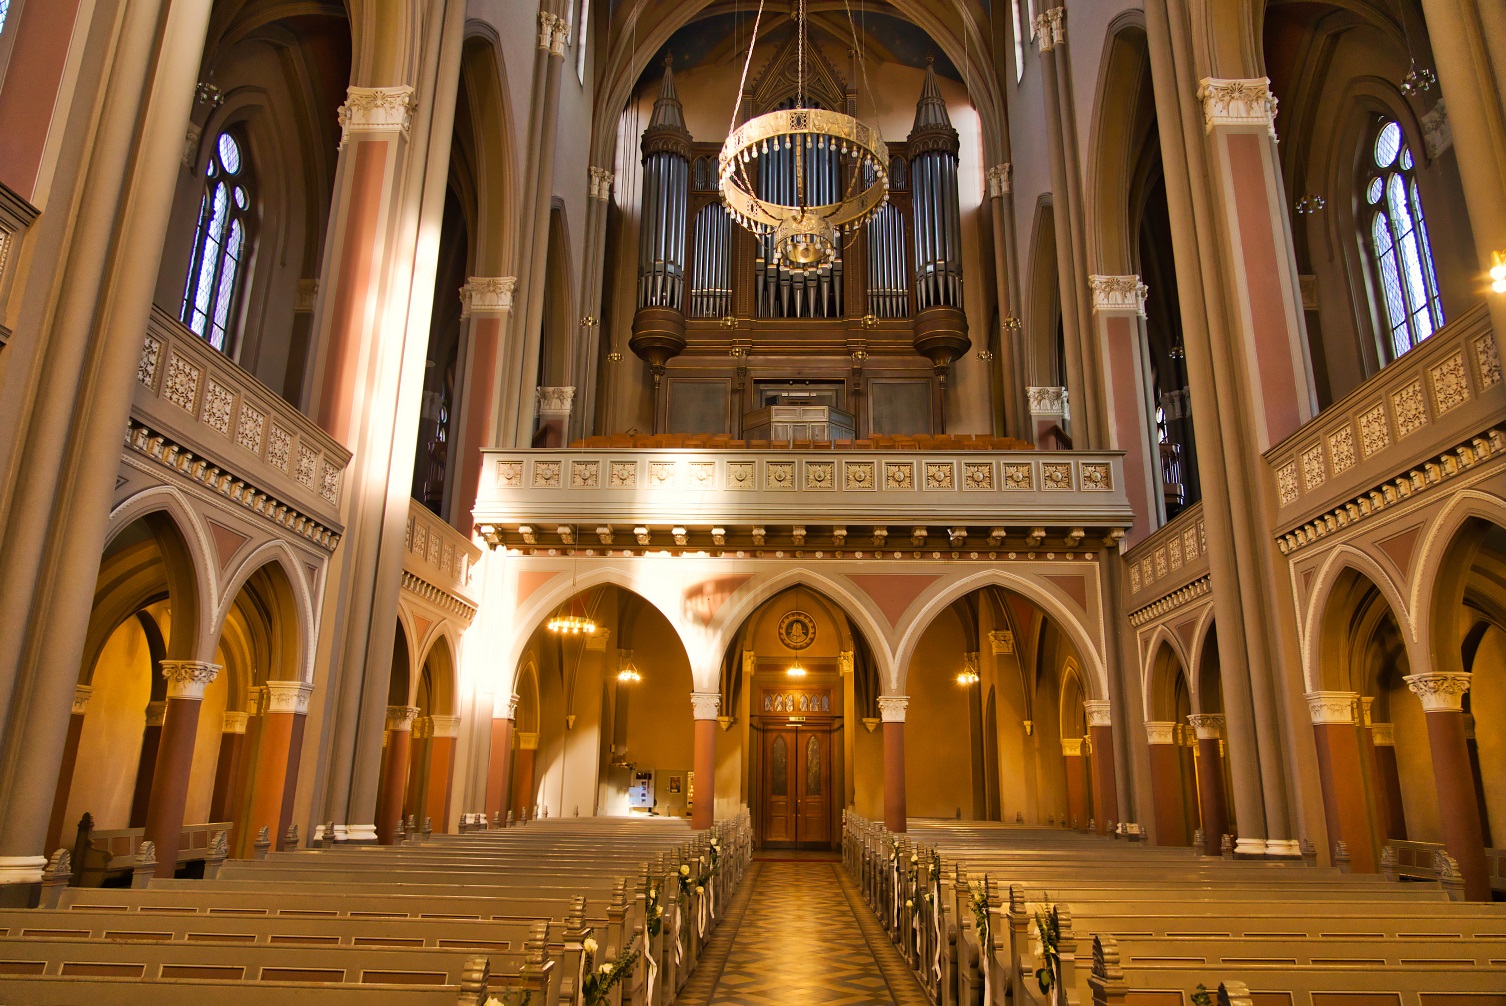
718 0 889 268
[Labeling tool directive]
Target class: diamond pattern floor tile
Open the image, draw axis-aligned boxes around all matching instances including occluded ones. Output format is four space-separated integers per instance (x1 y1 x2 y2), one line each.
676 857 932 1005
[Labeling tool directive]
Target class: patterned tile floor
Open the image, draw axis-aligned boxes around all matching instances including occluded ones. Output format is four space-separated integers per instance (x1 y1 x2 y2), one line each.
677 855 931 1005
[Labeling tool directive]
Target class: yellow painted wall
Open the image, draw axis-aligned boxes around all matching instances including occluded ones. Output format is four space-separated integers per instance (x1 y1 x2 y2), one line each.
68 616 154 829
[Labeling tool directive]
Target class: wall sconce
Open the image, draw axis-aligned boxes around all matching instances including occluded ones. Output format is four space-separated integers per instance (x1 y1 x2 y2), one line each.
1491 250 1506 294
1294 194 1326 215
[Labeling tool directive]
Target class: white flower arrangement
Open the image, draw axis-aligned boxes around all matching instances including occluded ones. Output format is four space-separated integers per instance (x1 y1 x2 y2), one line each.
582 937 598 957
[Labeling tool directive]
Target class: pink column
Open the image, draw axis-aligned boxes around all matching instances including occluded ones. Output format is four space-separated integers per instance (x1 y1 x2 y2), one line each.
1089 276 1160 544
1146 722 1188 846
1085 701 1119 833
1369 723 1408 840
691 692 719 831
1306 691 1376 872
143 661 221 877
375 706 419 844
1405 673 1489 901
512 733 538 818
425 715 460 832
208 711 248 823
1187 714 1229 856
450 279 515 530
485 694 518 821
243 682 312 850
45 686 92 852
879 696 909 834
129 700 167 828
1061 738 1088 830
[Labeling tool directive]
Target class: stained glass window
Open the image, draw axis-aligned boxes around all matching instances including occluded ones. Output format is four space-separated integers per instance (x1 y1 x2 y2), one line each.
771 736 788 797
805 736 821 796
1364 119 1442 361
181 130 253 352
0 0 11 35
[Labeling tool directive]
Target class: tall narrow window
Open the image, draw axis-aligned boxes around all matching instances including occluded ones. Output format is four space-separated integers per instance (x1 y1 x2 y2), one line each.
0 0 11 34
182 131 253 352
1364 119 1442 361
575 0 589 84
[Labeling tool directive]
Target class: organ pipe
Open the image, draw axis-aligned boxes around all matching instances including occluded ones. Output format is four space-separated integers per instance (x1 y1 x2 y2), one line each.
755 101 844 320
637 61 691 312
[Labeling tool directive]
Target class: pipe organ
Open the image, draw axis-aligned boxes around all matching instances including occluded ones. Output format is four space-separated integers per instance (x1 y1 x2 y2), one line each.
628 57 971 437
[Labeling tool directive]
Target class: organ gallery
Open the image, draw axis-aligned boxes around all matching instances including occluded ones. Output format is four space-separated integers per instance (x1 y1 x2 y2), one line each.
0 0 1502 1001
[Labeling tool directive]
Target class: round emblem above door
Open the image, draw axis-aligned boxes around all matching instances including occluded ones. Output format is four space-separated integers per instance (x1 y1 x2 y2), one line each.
778 610 817 650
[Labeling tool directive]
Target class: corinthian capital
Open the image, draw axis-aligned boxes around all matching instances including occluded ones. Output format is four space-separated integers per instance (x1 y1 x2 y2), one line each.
877 695 909 723
386 705 420 732
161 660 222 700
460 277 516 319
1305 690 1358 725
1089 275 1148 317
986 163 1011 198
690 691 721 721
338 85 416 149
265 680 315 715
589 166 614 201
1083 699 1111 727
1197 77 1278 138
1404 672 1470 713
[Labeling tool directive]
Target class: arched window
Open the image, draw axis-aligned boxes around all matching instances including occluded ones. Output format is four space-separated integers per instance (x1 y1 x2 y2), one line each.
1363 118 1442 361
181 131 253 352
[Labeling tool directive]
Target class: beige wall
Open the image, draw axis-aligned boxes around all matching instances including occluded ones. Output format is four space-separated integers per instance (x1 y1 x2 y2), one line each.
67 617 153 830
904 615 974 819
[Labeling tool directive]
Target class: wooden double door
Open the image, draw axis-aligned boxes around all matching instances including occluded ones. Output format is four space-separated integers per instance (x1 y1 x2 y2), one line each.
760 723 832 847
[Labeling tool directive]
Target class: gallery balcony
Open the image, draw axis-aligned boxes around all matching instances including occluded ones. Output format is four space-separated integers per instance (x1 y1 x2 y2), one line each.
472 435 1133 555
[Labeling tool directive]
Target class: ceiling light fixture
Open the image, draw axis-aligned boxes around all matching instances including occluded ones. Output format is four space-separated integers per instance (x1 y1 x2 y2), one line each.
718 0 888 269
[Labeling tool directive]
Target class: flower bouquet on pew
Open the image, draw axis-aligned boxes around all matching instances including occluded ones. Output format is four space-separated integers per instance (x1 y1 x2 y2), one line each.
580 936 641 1006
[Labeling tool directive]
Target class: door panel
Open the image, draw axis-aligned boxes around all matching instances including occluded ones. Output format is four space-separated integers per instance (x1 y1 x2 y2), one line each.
762 730 797 844
795 730 831 844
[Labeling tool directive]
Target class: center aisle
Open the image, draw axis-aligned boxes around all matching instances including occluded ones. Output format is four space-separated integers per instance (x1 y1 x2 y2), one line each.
679 853 931 1006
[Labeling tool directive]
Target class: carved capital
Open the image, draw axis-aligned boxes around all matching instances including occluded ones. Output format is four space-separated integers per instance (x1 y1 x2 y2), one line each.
1027 385 1068 417
1089 274 1148 317
517 731 540 751
1144 720 1178 745
985 163 1011 198
1061 737 1084 757
878 695 909 723
338 85 416 149
72 685 93 716
1370 722 1395 745
1186 713 1225 740
1359 695 1374 727
1197 77 1278 138
222 711 249 734
295 279 319 313
691 691 721 721
535 386 576 416
144 700 168 727
429 714 461 738
460 276 516 319
1084 699 1112 728
495 691 520 720
539 11 569 56
265 680 315 715
1033 8 1065 51
386 705 421 732
988 630 1015 655
161 660 222 701
1305 690 1358 725
589 166 614 201
1404 671 1470 713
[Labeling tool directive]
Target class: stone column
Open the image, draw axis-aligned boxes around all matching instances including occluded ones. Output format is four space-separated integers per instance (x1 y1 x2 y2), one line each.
1417 0 1506 340
143 661 221 877
1404 672 1488 900
1357 697 1391 851
426 715 460 832
129 700 168 828
506 9 571 446
1061 738 1088 830
208 711 249 823
450 278 516 529
1027 387 1069 448
1463 715 1493 847
1369 723 1408 840
513 732 539 817
1145 721 1187 846
1187 714 1228 856
45 686 92 852
0 0 214 892
986 163 1026 439
691 692 719 831
533 387 575 448
284 278 319 403
1306 691 1375 871
1084 700 1118 833
403 717 431 825
485 693 518 821
1089 276 1161 544
879 696 909 834
230 686 265 855
245 682 312 850
376 706 420 844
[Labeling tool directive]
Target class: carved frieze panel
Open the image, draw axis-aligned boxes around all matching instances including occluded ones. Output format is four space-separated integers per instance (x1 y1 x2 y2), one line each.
1276 460 1299 507
1155 547 1167 578
1475 332 1500 387
727 461 754 489
1328 425 1355 475
690 461 716 489
1182 527 1198 563
201 378 234 435
1081 462 1112 490
1428 352 1470 415
1004 463 1034 490
609 461 637 488
268 423 292 473
1129 564 1142 593
1169 537 1183 570
320 462 341 505
1043 462 1072 490
805 461 836 490
163 354 201 412
963 461 994 490
236 404 265 454
534 460 562 488
844 460 876 490
295 445 318 488
572 460 600 489
884 461 914 490
1300 442 1325 492
766 461 795 490
1391 379 1428 438
139 336 163 388
924 462 955 490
